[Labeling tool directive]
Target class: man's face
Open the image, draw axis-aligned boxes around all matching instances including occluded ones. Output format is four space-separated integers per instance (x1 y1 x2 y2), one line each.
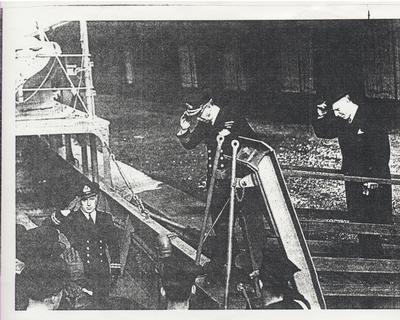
333 105 352 120
80 195 97 214
332 95 358 121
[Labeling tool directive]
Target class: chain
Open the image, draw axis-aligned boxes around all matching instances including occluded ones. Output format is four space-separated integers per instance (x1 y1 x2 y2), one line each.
235 186 245 202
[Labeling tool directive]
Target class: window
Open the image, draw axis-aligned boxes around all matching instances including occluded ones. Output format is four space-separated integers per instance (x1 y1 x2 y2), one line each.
222 41 247 91
279 26 314 94
364 20 400 100
178 45 198 88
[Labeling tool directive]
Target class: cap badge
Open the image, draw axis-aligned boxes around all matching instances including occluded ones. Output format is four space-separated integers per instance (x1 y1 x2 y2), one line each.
83 185 91 194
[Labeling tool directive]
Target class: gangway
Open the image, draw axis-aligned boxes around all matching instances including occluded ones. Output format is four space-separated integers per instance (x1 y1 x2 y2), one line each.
232 136 326 309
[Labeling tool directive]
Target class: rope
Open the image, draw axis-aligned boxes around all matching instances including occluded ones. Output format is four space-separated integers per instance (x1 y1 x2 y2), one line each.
235 187 245 202
42 32 90 114
16 58 56 104
202 198 230 241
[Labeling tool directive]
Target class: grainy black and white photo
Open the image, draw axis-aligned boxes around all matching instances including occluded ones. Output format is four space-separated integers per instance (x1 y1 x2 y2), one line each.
3 2 400 314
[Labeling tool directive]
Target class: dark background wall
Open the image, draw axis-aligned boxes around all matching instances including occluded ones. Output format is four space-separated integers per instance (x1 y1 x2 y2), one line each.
49 20 400 125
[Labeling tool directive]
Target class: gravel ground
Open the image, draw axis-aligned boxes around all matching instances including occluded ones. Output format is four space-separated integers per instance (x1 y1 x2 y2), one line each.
98 95 400 215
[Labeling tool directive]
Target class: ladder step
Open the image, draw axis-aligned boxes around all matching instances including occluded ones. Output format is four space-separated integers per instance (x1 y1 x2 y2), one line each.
300 220 400 237
265 238 400 258
296 208 400 224
321 282 400 297
313 257 400 274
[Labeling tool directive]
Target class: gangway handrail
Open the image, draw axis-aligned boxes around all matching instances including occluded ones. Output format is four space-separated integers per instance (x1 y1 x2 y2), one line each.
281 165 400 185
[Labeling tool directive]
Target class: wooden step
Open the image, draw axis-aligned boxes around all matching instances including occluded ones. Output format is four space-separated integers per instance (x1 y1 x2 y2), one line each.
297 208 400 224
313 257 400 274
265 238 400 259
300 220 400 237
321 282 400 297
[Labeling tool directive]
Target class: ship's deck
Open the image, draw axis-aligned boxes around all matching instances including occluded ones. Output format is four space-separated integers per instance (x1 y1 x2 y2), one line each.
16 135 400 309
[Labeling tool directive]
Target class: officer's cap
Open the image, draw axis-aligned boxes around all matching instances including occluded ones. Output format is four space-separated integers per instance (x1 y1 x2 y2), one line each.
259 251 300 286
77 182 99 200
160 257 204 302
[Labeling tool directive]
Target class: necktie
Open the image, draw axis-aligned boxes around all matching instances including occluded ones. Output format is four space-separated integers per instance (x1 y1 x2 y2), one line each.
89 213 95 224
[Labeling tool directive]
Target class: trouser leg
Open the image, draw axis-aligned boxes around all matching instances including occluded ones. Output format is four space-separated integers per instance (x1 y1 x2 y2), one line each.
345 181 393 258
86 273 111 309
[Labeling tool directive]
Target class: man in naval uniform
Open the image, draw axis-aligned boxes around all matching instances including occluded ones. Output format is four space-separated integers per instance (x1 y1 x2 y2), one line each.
156 233 203 309
158 256 203 309
177 91 258 276
45 182 121 302
311 29 393 257
258 252 310 309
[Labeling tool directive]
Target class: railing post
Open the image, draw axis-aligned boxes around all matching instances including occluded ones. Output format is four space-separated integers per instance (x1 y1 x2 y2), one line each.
80 20 96 117
64 134 74 163
78 134 89 177
103 145 113 188
89 134 99 183
54 135 63 157
102 135 113 188
49 135 57 151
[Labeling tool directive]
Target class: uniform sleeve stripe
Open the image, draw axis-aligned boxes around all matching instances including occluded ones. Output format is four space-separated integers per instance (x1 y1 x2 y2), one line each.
110 263 121 268
51 212 61 225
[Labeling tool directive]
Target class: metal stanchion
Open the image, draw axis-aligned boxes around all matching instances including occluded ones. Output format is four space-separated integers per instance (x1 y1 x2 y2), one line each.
224 139 239 309
195 134 225 264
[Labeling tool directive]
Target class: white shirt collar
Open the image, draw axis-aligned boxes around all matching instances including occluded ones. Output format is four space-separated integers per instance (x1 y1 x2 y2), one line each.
81 210 96 223
348 104 359 124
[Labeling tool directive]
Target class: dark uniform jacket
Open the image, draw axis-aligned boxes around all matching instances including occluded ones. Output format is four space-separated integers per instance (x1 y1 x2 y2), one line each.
46 209 120 277
177 105 262 264
178 106 257 185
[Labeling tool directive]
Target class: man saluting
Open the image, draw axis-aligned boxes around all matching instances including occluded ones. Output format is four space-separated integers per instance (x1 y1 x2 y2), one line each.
45 182 121 304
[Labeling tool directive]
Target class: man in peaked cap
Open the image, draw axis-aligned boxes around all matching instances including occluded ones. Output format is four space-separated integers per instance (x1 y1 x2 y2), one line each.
177 90 261 280
159 256 204 309
43 181 121 304
258 251 310 309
